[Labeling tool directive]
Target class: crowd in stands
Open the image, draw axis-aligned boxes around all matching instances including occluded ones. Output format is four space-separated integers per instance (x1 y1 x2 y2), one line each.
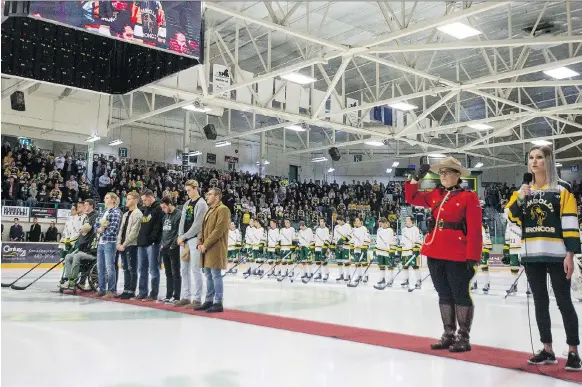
1 141 90 207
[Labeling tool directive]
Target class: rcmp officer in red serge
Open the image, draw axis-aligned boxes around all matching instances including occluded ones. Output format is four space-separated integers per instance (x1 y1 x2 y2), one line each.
405 157 482 353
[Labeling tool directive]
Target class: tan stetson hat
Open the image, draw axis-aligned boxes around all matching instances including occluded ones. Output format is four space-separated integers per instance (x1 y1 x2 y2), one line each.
429 157 470 177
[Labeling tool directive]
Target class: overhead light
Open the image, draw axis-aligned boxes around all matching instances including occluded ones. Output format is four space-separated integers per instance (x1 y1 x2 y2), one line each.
188 151 202 156
392 161 400 167
364 141 384 146
327 168 335 173
280 73 316 85
468 123 493 130
85 135 100 143
108 139 123 146
285 124 307 132
474 162 484 168
386 168 393 173
543 67 580 80
182 104 212 113
531 140 552 146
215 141 231 148
556 163 563 167
388 102 418 111
437 22 482 39
312 157 327 163
430 153 447 158
263 160 270 165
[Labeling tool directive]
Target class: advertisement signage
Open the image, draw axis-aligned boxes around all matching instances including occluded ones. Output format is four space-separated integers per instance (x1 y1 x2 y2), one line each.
1 242 61 264
206 153 217 165
225 156 239 164
2 206 30 218
29 1 203 59
30 207 58 220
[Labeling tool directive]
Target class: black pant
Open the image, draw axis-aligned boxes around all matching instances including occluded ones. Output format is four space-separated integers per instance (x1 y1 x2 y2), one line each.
427 258 475 306
524 262 580 346
120 246 138 294
162 245 181 300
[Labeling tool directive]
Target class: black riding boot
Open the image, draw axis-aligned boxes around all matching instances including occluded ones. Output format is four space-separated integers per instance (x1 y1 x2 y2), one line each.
449 305 474 352
431 303 456 350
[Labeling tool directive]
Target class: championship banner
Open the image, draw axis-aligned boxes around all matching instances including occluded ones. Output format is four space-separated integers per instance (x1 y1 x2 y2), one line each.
225 155 239 164
2 206 30 218
1 242 61 264
30 207 57 221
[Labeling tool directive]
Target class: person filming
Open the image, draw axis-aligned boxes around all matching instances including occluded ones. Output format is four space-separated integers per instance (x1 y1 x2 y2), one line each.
405 157 482 353
506 145 581 371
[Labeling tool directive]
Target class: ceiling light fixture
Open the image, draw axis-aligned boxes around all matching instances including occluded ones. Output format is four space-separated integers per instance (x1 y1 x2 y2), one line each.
364 140 384 146
280 73 316 85
188 151 202 156
85 135 100 143
543 67 580 80
531 140 552 146
388 102 418 111
468 123 493 130
182 105 212 113
108 139 123 146
437 22 482 39
474 162 484 168
327 168 335 173
215 141 231 148
392 161 400 167
386 168 393 173
430 153 447 158
312 157 328 163
556 163 563 167
263 160 270 165
285 124 307 132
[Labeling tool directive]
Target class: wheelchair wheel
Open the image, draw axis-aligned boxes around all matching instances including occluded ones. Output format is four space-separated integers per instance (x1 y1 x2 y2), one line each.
88 262 98 291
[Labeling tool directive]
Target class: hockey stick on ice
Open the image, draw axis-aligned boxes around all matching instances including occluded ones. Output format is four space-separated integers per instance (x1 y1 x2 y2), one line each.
1 258 48 287
504 268 525 299
260 251 292 279
11 259 65 290
222 256 246 278
373 254 416 291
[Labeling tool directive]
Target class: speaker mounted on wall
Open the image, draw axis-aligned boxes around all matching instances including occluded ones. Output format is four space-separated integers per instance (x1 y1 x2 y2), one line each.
203 124 217 140
328 147 341 161
10 91 25 111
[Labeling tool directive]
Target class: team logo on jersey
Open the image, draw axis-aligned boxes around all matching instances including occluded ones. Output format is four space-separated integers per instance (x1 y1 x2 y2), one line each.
530 205 547 227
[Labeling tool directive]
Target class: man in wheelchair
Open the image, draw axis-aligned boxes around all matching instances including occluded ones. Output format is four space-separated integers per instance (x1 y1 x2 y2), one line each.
60 223 98 289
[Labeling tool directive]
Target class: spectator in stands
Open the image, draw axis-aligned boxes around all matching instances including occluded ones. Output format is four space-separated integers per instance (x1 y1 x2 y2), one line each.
98 170 111 200
9 218 24 241
137 189 164 301
45 221 59 242
25 182 38 207
29 217 41 242
160 196 182 303
117 191 143 300
66 175 79 202
96 192 122 298
196 188 230 313
176 180 208 308
50 186 62 203
3 176 21 205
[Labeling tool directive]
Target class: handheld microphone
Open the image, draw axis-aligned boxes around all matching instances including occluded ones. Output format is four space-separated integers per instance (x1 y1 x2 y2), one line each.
522 172 533 185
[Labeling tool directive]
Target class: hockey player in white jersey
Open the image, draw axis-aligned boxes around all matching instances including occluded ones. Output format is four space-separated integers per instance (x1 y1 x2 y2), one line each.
502 208 522 294
297 221 314 280
266 219 281 277
374 217 397 288
314 218 331 281
252 220 267 276
227 222 242 273
333 216 353 282
472 222 493 293
279 219 296 278
400 216 423 290
350 217 371 284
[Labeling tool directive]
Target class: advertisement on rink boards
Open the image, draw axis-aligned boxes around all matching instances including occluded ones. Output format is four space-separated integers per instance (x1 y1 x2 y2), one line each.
1 242 61 264
2 206 30 218
30 207 58 222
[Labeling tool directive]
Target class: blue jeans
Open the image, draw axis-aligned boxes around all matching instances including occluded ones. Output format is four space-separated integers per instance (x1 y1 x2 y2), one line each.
97 242 117 293
138 244 160 298
120 246 138 294
204 268 223 304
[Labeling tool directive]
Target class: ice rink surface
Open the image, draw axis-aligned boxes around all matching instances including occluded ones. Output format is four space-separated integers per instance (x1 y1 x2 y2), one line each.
2 266 581 387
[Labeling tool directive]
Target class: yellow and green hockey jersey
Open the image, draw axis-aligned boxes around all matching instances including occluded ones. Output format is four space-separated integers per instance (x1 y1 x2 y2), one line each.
507 181 581 263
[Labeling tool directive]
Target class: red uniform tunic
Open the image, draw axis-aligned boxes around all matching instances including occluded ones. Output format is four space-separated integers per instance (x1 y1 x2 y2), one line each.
405 182 482 262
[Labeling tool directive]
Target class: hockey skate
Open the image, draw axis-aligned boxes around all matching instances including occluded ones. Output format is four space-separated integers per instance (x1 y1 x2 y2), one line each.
362 275 369 283
401 279 409 288
322 274 329 282
482 282 490 293
415 279 422 289
507 283 517 295
336 274 345 282
376 278 386 286
471 281 477 291
344 275 351 282
313 273 322 281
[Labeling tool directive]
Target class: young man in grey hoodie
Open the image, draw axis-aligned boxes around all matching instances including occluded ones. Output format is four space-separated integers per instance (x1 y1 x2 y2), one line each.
175 180 208 308
160 196 181 303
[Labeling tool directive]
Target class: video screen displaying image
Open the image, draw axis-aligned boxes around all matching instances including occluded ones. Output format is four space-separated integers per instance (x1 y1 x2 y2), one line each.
29 1 202 59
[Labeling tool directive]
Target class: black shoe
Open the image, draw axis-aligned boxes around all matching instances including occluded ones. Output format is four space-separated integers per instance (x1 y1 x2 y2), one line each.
565 351 582 371
120 293 133 300
206 303 224 313
195 301 214 311
528 349 558 365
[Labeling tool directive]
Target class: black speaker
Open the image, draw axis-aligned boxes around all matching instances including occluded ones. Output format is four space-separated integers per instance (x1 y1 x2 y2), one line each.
203 124 217 140
328 147 341 161
10 91 25 111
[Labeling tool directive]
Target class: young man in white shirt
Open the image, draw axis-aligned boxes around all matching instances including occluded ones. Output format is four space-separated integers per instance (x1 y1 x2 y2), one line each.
374 217 397 288
314 218 331 281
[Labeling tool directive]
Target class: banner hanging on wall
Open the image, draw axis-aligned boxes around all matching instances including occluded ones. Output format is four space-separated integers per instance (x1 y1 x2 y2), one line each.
1 242 61 264
30 207 58 220
2 206 30 218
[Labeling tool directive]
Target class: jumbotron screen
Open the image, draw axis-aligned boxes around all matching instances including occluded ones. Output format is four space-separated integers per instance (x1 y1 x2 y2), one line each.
29 1 202 59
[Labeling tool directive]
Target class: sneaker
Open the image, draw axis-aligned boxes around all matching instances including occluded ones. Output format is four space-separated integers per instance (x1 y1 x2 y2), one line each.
103 291 117 298
565 351 582 371
143 296 155 302
135 294 147 300
528 349 558 365
173 299 190 307
95 291 106 297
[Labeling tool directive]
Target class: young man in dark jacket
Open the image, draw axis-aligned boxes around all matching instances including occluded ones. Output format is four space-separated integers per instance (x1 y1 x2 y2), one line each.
137 189 164 301
160 197 181 303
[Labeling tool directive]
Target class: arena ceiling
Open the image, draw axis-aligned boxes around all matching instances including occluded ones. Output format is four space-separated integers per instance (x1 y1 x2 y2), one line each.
4 1 582 170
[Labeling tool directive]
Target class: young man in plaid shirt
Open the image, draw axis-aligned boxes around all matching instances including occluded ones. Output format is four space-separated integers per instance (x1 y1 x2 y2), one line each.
96 192 123 297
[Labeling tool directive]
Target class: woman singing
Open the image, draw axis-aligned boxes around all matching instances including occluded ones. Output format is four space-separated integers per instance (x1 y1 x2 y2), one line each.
405 157 482 353
506 145 581 371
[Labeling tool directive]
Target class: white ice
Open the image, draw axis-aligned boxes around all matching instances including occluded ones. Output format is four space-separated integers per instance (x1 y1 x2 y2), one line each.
2 267 581 387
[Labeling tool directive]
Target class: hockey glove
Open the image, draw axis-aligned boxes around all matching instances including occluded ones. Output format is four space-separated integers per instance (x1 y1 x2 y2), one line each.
411 164 431 182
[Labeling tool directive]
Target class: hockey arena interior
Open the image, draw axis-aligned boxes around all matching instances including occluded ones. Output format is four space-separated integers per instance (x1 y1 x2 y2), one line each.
2 1 582 386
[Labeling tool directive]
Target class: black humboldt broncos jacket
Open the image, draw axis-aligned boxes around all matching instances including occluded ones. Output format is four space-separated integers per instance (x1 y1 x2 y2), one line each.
137 201 164 246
